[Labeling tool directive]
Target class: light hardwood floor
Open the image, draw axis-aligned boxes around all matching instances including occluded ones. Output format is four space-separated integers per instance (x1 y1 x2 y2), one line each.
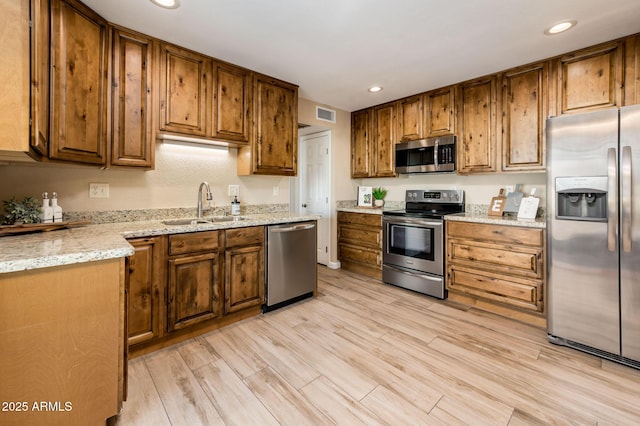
113 266 640 425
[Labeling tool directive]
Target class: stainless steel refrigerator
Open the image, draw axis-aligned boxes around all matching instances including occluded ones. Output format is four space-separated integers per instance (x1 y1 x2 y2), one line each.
547 105 640 368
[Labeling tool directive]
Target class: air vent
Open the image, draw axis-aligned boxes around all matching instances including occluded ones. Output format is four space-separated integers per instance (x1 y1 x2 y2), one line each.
316 106 336 123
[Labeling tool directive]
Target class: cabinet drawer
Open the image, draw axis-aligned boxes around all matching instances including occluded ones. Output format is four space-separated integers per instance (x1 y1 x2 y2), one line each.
448 239 542 279
338 225 381 249
169 231 221 255
338 211 382 228
339 243 381 268
446 221 543 247
225 226 264 248
447 265 543 312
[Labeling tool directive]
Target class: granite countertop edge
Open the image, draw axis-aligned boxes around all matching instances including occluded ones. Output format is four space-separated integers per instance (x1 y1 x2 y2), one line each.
445 212 547 228
0 213 321 274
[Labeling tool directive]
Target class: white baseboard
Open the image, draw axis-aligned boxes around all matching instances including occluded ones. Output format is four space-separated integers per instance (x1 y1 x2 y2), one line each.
326 260 341 269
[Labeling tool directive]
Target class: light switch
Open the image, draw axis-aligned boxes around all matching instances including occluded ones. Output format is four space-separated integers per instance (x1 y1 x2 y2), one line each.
228 185 239 196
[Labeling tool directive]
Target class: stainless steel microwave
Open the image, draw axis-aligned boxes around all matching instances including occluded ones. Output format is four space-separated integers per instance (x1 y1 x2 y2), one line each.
395 135 456 174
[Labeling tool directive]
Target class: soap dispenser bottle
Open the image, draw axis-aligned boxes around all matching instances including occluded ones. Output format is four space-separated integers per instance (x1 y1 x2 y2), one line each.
51 192 63 222
40 192 53 223
231 196 240 216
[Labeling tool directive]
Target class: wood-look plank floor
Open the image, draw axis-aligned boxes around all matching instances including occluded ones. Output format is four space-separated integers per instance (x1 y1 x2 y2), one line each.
113 266 640 425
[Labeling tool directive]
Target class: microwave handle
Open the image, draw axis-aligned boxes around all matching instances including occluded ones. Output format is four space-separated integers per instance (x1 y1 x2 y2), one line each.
433 139 439 170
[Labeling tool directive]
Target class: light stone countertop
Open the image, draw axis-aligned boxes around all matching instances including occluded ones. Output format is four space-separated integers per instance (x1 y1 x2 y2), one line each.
0 213 320 274
445 212 546 229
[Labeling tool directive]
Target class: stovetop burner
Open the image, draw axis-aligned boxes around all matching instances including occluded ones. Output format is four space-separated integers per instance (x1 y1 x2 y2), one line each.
383 189 465 218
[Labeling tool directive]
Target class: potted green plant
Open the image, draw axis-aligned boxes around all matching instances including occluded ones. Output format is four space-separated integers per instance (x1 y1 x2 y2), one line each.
372 187 387 207
1 196 42 225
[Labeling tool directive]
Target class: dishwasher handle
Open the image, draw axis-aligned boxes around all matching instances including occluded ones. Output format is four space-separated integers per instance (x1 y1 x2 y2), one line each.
270 223 316 233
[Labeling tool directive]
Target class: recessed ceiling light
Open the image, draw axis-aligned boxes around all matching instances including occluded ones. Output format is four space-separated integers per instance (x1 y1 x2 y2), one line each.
545 20 577 35
150 0 180 9
368 86 383 93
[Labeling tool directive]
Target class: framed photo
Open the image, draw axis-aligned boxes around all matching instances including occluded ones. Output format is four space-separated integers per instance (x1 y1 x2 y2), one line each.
357 186 373 207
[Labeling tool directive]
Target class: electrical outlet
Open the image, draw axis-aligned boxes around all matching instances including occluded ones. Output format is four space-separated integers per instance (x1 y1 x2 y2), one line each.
506 185 515 194
228 185 239 196
273 186 279 196
89 183 109 198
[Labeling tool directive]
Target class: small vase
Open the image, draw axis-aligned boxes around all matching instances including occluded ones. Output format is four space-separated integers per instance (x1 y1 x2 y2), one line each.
374 199 385 207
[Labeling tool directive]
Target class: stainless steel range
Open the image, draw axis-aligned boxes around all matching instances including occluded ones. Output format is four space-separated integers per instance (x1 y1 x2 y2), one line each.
382 189 464 299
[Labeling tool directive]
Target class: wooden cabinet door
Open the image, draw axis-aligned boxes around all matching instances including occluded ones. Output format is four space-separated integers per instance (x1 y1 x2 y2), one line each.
225 244 265 313
251 74 298 175
351 109 371 178
502 62 548 171
456 76 499 174
158 42 211 137
30 0 50 157
50 0 108 164
167 252 222 331
372 103 396 177
556 41 623 114
111 28 153 167
624 35 640 106
212 62 251 143
425 86 456 137
397 95 423 141
126 237 164 346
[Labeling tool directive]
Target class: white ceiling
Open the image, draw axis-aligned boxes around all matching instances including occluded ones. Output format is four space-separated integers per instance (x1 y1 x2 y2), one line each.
83 0 640 112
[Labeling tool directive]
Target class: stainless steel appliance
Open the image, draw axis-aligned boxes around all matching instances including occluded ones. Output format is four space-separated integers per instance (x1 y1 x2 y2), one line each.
383 189 464 298
547 105 640 369
264 221 317 312
395 135 456 174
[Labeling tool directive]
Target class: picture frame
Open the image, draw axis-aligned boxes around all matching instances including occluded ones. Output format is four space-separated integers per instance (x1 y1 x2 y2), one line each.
357 186 373 207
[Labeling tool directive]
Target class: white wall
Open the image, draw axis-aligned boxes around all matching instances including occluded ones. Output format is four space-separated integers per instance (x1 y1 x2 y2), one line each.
0 141 289 212
360 172 547 208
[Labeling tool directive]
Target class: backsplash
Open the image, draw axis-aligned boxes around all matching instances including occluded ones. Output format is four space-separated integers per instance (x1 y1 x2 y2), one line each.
63 204 290 224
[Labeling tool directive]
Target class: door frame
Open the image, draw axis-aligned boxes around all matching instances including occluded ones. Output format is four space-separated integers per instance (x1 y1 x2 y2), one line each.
291 129 334 266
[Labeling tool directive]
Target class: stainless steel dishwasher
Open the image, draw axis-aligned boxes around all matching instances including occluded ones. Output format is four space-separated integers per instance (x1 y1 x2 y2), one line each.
264 221 317 312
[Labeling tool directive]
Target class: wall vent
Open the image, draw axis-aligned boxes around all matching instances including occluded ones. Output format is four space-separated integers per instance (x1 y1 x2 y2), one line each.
316 106 336 123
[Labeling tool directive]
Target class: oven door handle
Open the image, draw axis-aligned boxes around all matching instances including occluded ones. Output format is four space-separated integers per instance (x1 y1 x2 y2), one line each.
384 264 442 282
383 218 443 227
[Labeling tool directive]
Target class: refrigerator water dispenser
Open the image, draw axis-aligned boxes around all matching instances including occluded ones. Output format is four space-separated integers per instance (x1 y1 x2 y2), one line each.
555 176 608 221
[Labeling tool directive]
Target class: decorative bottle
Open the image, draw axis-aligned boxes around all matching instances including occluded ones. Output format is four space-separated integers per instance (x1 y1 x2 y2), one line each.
51 192 63 223
40 192 53 223
231 196 241 216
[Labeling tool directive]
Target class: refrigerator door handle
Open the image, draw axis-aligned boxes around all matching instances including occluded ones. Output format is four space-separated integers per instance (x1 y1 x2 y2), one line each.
621 146 632 252
607 147 618 252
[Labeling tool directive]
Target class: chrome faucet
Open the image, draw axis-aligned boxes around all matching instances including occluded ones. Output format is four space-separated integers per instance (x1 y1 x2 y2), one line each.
197 181 212 218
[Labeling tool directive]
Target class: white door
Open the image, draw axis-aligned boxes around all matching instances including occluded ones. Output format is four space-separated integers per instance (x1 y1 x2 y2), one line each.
300 131 331 265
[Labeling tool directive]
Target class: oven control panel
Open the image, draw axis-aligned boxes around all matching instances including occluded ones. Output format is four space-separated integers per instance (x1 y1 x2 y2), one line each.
405 190 464 204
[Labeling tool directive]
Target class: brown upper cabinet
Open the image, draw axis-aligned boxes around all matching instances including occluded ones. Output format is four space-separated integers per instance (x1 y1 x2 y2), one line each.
238 74 298 176
555 41 624 115
456 76 499 174
30 0 50 157
212 62 252 144
350 102 397 178
396 94 424 142
624 35 640 105
372 102 396 177
501 62 549 171
111 28 154 168
158 42 211 137
50 0 108 165
351 109 372 178
425 86 456 137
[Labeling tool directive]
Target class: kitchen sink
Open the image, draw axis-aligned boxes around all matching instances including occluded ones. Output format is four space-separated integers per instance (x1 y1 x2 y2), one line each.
162 216 247 225
210 216 247 222
162 218 212 225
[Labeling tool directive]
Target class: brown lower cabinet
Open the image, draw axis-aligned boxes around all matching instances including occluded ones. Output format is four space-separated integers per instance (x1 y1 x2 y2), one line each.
445 220 546 327
337 211 382 279
126 226 265 356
